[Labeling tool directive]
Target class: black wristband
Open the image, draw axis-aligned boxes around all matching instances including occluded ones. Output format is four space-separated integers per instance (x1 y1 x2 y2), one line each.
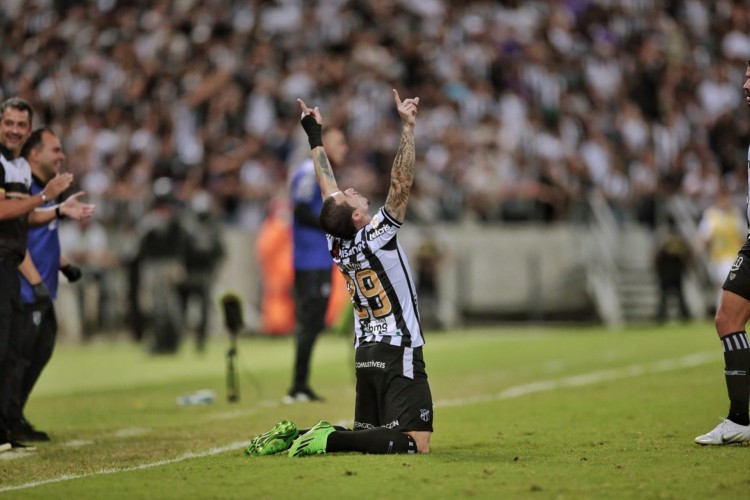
55 205 63 218
61 263 82 283
301 115 323 149
32 282 50 301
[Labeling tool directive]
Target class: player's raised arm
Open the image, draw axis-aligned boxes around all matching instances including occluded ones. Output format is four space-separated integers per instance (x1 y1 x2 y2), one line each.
297 98 339 200
384 89 418 222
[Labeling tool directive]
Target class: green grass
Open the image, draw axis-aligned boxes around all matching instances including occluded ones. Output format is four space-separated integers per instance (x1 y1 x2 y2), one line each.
1 321 747 499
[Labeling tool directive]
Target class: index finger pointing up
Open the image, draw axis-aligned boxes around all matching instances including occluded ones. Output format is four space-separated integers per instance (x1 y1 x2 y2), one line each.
393 89 401 106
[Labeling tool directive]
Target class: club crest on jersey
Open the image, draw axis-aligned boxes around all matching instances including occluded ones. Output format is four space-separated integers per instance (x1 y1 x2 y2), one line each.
420 409 431 422
32 310 42 326
371 213 381 229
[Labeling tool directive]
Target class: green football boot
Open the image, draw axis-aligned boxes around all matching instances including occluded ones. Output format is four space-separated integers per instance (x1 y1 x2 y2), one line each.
245 420 299 456
288 420 335 457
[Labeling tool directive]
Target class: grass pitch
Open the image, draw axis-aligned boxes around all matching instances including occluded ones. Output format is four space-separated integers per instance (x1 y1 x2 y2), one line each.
0 320 747 499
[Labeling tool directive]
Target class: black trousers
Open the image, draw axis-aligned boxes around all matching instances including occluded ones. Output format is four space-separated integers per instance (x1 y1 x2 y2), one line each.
17 302 57 415
0 260 23 439
656 282 689 322
178 279 211 348
290 269 331 394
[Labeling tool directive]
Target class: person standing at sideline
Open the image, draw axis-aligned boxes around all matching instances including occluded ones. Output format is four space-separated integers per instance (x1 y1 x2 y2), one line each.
653 217 692 323
695 61 750 445
697 184 745 311
284 123 349 403
0 98 93 451
11 128 84 442
246 90 432 457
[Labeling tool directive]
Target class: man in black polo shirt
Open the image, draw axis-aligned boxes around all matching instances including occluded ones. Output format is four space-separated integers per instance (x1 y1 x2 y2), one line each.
0 98 93 451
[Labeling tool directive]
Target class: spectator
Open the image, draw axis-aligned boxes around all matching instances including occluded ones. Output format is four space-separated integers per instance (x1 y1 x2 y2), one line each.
130 177 189 354
255 196 295 336
654 217 692 323
697 184 746 311
177 190 225 352
1 0 750 315
58 217 118 339
14 127 86 442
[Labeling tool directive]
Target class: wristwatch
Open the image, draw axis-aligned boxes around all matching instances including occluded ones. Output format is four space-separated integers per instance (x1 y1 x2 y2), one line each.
39 191 48 202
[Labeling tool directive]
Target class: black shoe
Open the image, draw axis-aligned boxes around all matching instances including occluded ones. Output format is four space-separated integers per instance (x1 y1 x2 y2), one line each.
10 428 50 442
10 419 50 442
23 420 50 442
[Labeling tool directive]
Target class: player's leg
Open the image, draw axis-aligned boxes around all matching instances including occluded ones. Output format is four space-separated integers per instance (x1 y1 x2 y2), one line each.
17 306 56 441
383 345 433 453
0 262 16 447
715 289 750 426
696 250 750 445
289 344 411 456
312 422 417 456
404 430 430 453
2 297 32 441
291 343 430 456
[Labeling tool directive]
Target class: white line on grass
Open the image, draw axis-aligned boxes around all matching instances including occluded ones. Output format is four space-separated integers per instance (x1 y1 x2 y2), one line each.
0 441 248 492
0 350 718 493
436 351 717 408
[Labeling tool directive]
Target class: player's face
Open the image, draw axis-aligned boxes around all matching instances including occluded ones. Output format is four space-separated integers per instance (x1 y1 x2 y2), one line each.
0 108 32 155
744 64 750 108
334 188 369 213
37 131 66 180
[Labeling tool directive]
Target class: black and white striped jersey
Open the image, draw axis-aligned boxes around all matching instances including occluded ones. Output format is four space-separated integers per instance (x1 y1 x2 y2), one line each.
327 207 424 349
0 153 32 264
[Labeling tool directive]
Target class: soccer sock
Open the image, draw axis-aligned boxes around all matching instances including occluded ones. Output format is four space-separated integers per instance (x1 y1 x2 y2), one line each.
297 425 349 434
326 427 416 454
721 331 750 426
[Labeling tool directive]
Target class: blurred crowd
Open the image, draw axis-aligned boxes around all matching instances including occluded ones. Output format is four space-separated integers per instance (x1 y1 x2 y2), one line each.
2 0 750 245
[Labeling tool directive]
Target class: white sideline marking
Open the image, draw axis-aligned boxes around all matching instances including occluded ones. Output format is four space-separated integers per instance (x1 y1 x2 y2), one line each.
0 441 249 492
0 351 718 493
62 440 94 448
114 427 150 438
436 351 717 408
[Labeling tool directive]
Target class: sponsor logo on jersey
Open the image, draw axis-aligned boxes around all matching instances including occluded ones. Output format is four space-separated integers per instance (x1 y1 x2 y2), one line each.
355 360 386 369
367 225 390 241
361 320 389 334
384 420 400 429
338 241 367 259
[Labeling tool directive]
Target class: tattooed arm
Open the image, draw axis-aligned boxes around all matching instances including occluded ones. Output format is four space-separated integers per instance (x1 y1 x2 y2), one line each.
310 146 339 200
297 98 339 199
384 89 419 222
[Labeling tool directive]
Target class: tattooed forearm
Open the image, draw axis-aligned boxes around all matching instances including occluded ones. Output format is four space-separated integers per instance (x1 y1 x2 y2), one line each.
313 148 338 197
385 127 415 221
